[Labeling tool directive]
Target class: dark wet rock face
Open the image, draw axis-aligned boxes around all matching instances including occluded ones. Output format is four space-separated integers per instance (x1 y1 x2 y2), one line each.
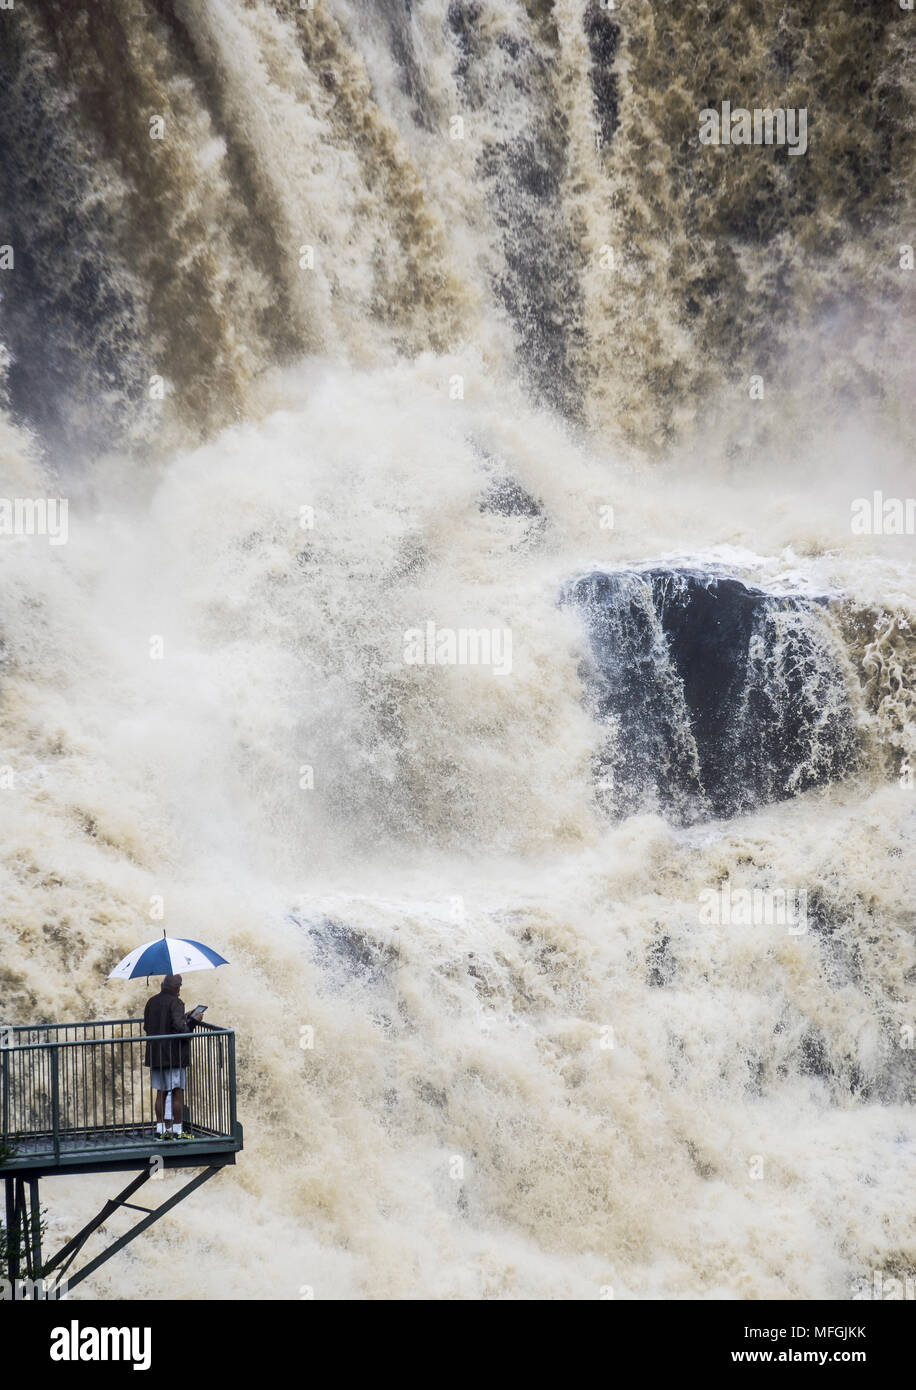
647 933 676 987
293 916 398 983
567 569 860 822
584 2 621 146
479 474 542 517
377 0 438 131
447 4 585 420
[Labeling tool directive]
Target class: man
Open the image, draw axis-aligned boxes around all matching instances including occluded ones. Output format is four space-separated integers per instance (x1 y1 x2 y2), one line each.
143 974 200 1140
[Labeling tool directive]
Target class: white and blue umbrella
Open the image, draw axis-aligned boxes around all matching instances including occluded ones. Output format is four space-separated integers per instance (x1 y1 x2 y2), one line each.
108 934 229 980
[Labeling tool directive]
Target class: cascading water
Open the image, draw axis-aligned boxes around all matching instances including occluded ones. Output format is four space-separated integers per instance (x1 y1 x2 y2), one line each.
0 1 914 1299
567 569 861 822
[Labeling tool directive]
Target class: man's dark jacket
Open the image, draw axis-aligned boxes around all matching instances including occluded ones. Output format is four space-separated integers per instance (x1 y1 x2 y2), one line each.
143 989 196 1069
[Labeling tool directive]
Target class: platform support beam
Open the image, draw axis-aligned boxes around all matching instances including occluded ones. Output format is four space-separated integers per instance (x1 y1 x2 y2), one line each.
3 1174 44 1297
40 1168 152 1288
4 1174 19 1290
4 1164 223 1298
46 1165 223 1296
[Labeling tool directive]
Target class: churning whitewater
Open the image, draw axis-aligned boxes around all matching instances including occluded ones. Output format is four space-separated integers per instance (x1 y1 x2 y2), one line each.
1 1 914 1298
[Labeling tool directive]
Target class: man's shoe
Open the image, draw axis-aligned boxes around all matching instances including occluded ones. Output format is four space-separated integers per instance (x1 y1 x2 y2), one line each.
159 1131 175 1141
174 1131 193 1140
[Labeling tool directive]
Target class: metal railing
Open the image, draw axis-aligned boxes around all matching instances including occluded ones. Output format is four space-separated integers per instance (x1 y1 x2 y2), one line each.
0 1019 237 1160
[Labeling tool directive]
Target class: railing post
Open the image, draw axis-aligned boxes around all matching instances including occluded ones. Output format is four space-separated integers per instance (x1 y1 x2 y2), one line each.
185 1032 193 1135
4 1175 17 1291
1 1039 9 1143
28 1177 42 1282
228 1031 237 1135
50 1045 60 1164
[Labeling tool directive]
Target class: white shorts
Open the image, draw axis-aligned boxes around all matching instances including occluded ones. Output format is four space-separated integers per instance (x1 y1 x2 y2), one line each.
150 1067 186 1092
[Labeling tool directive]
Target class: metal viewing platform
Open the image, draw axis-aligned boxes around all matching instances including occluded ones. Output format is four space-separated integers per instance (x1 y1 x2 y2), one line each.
1 1018 243 1297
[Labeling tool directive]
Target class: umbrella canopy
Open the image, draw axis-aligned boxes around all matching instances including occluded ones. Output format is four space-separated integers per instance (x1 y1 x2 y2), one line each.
108 935 229 980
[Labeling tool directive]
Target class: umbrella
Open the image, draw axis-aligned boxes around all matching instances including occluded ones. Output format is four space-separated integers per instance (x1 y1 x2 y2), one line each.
108 932 230 980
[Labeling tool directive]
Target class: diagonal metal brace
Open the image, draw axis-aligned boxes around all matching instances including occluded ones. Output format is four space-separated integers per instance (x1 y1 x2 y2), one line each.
42 1166 222 1294
42 1169 151 1284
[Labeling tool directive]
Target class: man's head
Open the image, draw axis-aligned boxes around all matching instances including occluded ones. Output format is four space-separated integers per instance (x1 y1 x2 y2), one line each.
163 974 182 995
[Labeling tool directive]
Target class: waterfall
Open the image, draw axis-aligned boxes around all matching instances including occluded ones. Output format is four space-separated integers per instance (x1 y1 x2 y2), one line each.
0 0 914 1300
567 568 861 821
